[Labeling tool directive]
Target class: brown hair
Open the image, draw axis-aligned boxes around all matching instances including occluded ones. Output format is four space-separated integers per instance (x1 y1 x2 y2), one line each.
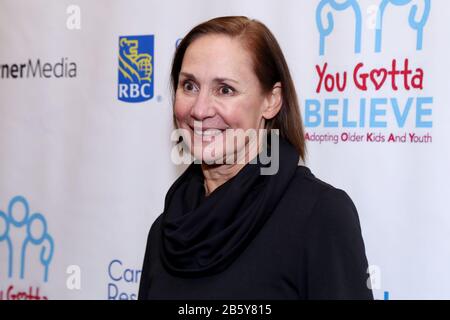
171 16 306 161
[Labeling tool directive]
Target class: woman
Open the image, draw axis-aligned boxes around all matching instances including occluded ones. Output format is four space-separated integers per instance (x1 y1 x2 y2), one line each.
138 16 373 300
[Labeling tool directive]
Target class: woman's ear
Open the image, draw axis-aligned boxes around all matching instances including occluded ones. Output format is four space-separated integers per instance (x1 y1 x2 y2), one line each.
262 82 282 120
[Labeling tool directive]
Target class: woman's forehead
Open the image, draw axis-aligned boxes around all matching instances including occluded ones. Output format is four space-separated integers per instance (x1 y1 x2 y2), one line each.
181 35 255 82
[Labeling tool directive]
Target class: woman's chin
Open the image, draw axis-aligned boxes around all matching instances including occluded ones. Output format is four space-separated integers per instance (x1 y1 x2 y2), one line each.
191 148 226 165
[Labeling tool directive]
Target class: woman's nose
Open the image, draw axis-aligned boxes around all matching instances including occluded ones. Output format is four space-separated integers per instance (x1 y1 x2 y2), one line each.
190 89 216 120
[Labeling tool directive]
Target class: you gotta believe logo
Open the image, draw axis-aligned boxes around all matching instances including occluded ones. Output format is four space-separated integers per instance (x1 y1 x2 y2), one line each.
0 196 54 300
304 0 433 145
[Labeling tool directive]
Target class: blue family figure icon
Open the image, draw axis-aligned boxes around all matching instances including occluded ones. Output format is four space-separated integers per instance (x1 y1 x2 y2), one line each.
316 0 362 55
375 0 430 52
21 212 54 282
0 209 13 278
1 195 54 283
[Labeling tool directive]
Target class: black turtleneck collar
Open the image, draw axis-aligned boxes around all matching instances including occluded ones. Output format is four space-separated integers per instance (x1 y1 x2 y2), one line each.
160 136 300 277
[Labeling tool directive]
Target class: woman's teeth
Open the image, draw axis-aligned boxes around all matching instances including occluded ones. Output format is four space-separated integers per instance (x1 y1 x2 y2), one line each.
194 129 223 136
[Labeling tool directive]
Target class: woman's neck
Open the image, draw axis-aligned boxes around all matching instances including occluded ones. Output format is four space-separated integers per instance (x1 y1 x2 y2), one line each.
201 136 263 195
201 163 245 196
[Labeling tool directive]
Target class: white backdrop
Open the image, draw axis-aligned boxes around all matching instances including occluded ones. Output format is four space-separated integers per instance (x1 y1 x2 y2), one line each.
0 0 449 299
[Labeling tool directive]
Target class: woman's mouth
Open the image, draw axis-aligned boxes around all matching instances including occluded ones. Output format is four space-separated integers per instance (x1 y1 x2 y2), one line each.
193 128 224 137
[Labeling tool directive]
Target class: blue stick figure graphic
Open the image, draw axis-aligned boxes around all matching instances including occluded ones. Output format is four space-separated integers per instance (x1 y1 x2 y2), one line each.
21 212 54 282
7 195 30 278
316 0 362 55
39 234 54 283
375 0 431 52
0 210 13 278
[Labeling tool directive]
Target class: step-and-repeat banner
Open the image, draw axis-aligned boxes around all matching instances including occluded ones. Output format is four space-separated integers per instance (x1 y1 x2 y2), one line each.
0 0 449 299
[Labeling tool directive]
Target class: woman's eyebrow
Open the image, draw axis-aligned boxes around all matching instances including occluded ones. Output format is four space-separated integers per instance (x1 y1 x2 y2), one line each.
179 71 196 79
214 77 239 84
179 71 239 84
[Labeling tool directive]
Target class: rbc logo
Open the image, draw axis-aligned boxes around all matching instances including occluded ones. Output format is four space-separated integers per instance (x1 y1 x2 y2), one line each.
0 196 54 282
118 35 154 102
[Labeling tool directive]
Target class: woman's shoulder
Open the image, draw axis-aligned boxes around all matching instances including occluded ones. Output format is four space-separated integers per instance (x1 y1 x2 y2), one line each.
287 165 359 222
290 165 348 198
145 212 163 244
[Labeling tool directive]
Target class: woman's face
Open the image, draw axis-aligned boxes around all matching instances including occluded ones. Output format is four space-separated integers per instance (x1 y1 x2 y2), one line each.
174 34 279 164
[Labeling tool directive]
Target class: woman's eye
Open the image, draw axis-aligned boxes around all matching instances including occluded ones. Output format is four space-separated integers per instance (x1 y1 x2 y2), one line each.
219 85 235 95
182 80 197 92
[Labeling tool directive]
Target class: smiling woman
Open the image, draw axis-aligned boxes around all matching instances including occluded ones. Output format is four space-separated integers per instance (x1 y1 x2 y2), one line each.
138 16 373 300
174 34 284 176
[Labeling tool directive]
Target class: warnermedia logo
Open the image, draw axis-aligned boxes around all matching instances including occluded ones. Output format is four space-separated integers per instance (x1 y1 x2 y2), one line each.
0 58 77 79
